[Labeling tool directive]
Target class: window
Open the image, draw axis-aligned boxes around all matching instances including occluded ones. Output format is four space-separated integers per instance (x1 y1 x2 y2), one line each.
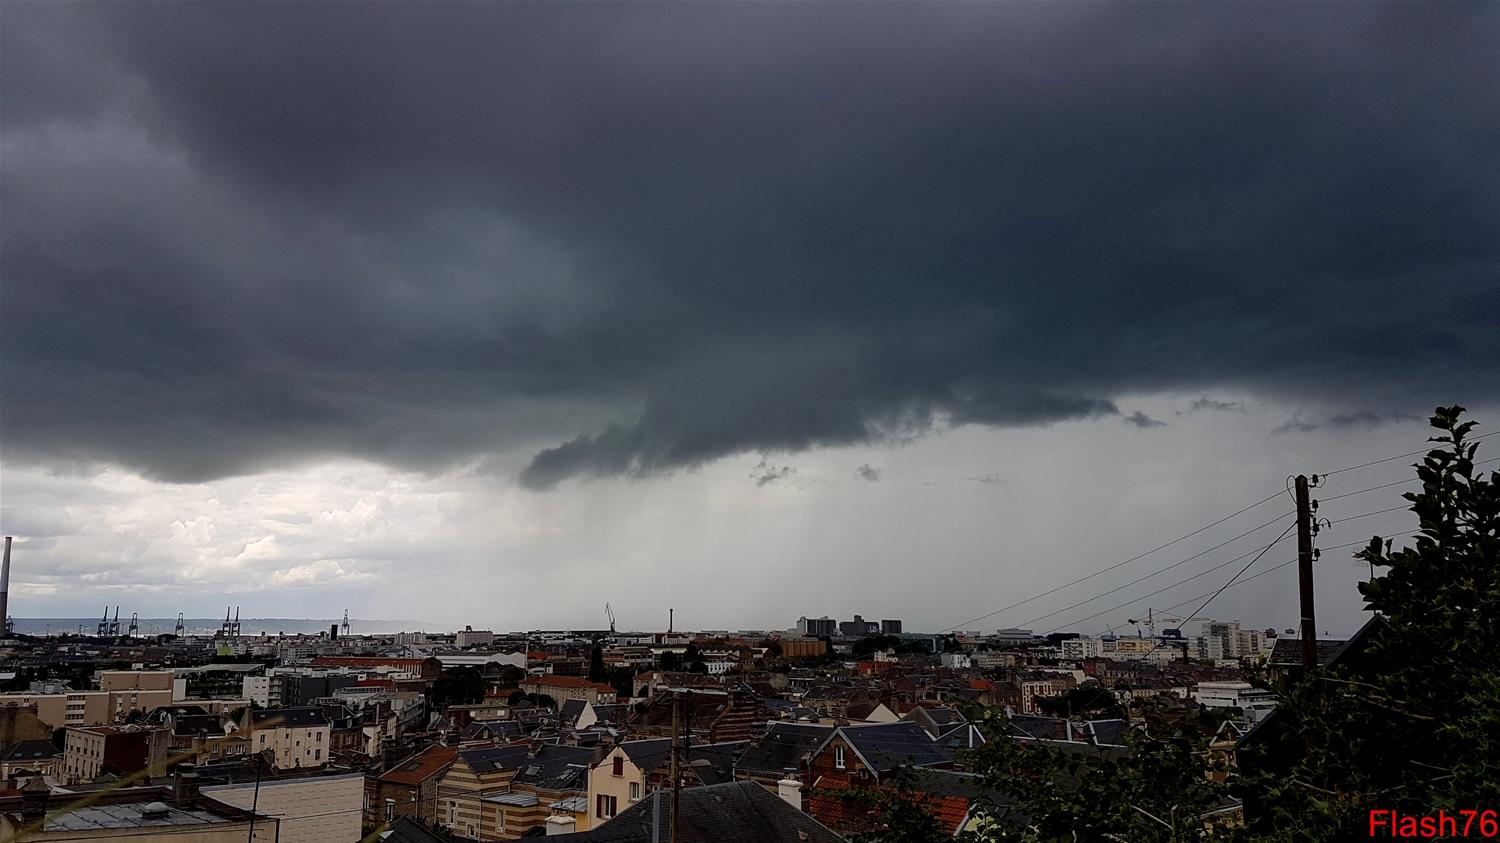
447 802 456 825
363 793 370 813
385 799 396 821
834 746 845 769
629 782 641 801
316 731 323 742
596 795 617 818
612 756 624 777
497 812 505 832
314 749 321 760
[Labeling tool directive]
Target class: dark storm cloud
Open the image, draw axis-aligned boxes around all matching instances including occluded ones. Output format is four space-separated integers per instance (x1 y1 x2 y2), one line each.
1124 411 1168 430
1272 410 1426 435
2 3 1498 487
1185 398 1247 415
856 464 882 483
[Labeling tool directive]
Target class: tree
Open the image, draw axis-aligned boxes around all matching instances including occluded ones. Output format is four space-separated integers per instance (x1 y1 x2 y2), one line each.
589 644 607 681
428 666 486 711
1034 686 1125 720
1237 406 1500 839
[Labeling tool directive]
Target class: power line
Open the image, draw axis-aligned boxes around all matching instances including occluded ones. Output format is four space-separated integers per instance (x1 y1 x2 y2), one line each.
1043 510 1413 635
1317 455 1499 503
1176 522 1298 625
1039 527 1295 633
942 488 1285 632
1328 504 1409 525
1319 430 1497 477
1021 513 1295 630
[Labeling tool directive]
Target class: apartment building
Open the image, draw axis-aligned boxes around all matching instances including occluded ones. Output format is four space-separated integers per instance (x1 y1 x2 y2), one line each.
0 687 175 730
518 675 617 704
62 725 170 784
240 707 331 770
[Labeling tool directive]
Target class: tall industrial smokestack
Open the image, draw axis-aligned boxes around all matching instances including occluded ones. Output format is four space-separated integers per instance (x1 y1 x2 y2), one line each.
1 536 12 632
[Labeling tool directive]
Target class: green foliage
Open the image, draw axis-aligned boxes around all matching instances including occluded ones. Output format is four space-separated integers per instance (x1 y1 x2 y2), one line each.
1034 686 1125 720
843 767 956 843
964 710 1231 842
589 644 607 681
428 666 486 711
1237 406 1500 839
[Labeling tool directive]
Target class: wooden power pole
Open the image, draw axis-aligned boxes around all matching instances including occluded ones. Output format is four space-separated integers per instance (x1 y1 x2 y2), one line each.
670 689 684 843
1295 474 1317 671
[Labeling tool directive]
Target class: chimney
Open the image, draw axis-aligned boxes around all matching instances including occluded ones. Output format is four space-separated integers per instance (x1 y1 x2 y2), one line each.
777 777 802 810
545 815 577 836
20 776 50 825
0 536 11 630
173 767 200 807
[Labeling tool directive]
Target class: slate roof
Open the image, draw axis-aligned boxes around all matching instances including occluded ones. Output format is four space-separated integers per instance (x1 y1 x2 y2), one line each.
937 723 986 751
0 739 61 762
613 738 746 783
248 707 328 729
735 722 833 776
510 744 593 791
462 720 523 741
1266 638 1349 667
458 744 531 774
170 715 228 738
828 722 953 772
565 781 844 843
559 699 588 724
588 704 630 724
681 741 747 785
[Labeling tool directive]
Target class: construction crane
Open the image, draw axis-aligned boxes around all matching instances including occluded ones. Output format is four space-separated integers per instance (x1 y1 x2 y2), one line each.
605 602 616 635
1127 608 1209 640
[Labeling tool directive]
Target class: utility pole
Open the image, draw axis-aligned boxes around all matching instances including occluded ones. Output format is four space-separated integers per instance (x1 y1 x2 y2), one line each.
1295 474 1317 671
669 690 684 843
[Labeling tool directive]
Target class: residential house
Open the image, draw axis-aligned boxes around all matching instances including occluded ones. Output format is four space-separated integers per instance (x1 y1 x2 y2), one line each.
587 739 746 826
366 744 459 827
805 722 954 791
732 722 832 803
0 740 61 778
559 781 843 843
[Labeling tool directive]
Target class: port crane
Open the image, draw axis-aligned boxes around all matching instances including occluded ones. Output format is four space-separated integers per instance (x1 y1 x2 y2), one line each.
605 602 616 635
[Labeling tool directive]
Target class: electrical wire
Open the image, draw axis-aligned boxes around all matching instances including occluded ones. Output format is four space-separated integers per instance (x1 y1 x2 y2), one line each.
1319 430 1497 477
1175 522 1298 626
1020 514 1296 629
1039 528 1295 633
941 488 1286 633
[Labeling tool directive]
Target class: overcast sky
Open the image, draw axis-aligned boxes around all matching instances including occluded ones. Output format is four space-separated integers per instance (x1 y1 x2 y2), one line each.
2 3 1496 636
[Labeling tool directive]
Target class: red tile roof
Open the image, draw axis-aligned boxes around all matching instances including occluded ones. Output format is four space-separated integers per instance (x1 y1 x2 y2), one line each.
524 675 616 691
381 745 459 785
808 787 970 836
